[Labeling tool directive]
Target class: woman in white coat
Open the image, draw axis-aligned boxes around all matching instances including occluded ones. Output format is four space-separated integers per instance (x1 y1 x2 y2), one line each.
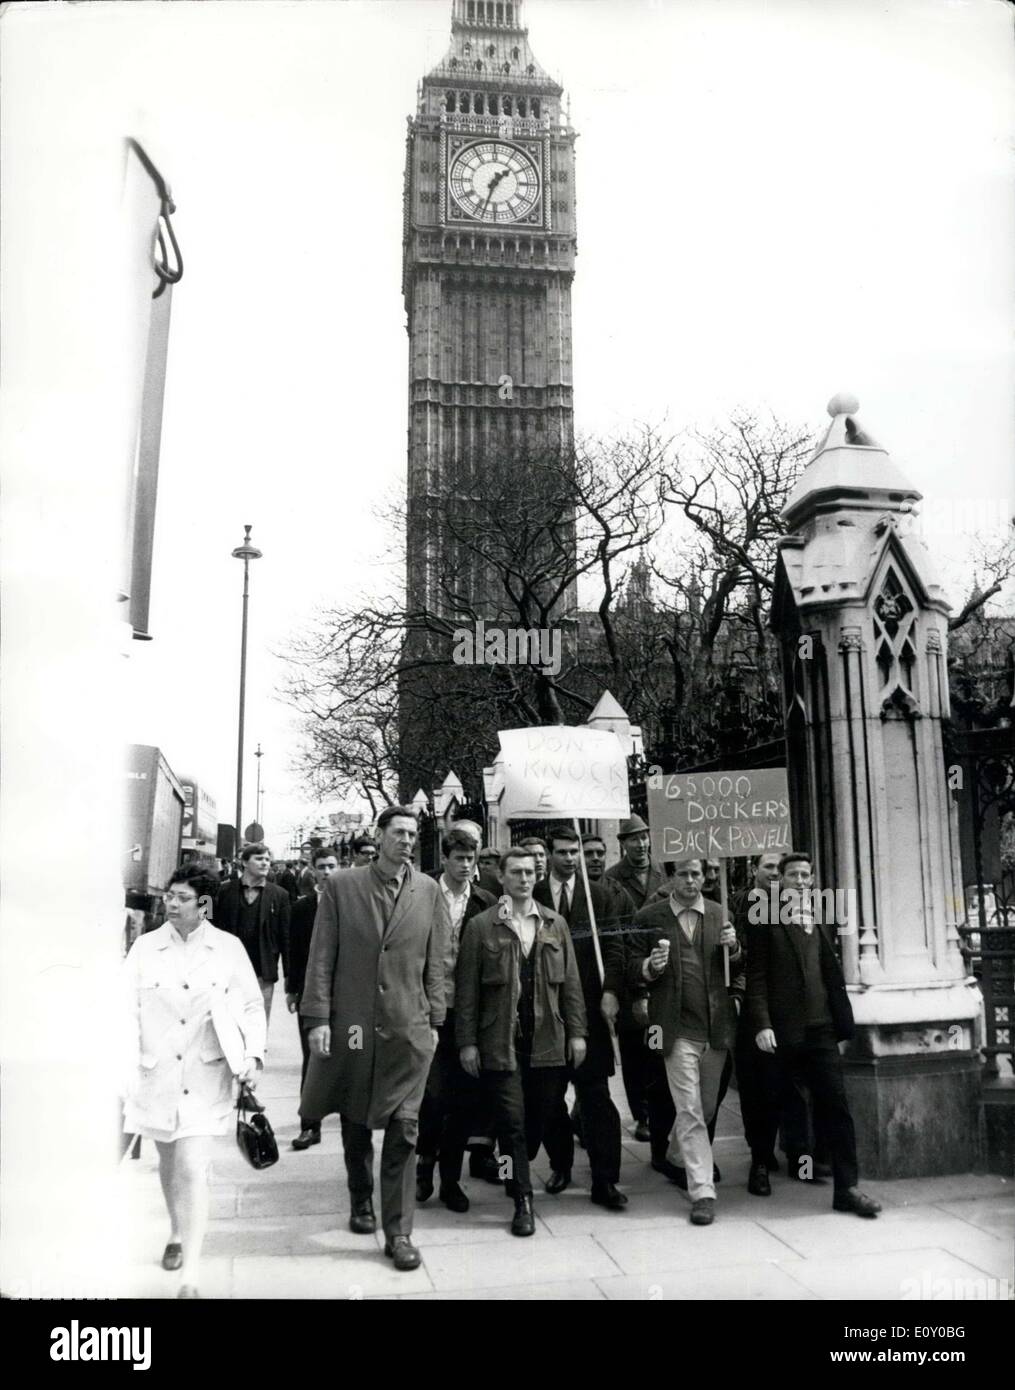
123 863 266 1297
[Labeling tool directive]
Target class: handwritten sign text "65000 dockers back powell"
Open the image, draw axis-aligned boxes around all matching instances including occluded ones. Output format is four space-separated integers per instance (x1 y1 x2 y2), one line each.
647 769 790 861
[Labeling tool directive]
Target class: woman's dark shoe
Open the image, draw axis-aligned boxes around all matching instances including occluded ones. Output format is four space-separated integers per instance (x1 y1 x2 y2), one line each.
511 1195 535 1237
161 1242 183 1272
633 1122 651 1143
291 1127 321 1151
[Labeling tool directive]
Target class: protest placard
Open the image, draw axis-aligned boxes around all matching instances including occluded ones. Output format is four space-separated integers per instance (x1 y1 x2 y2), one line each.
498 726 631 821
648 768 790 862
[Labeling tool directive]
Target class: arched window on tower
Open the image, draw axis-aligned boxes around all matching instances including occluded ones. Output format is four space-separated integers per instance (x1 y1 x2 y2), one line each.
463 41 471 55
460 92 471 113
497 5 504 25
512 45 519 60
450 57 458 69
502 62 510 74
517 97 527 117
467 3 475 20
486 44 495 57
476 60 483 71
507 4 514 23
475 92 484 114
446 91 456 112
527 64 535 75
503 95 512 115
531 98 540 118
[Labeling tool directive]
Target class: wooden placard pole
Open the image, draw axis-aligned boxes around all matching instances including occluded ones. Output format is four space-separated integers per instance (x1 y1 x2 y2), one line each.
719 858 730 987
575 817 605 986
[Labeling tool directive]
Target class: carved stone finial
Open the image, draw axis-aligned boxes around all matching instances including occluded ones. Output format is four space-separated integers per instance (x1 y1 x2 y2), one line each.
827 392 860 418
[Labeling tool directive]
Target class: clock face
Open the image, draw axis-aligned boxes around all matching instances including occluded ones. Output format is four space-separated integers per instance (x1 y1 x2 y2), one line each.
448 142 540 224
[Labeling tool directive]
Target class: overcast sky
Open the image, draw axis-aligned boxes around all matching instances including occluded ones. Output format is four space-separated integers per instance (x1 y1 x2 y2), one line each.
5 0 1013 849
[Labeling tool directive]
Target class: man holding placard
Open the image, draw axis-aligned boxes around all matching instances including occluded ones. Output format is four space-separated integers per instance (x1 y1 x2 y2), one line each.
605 815 667 1145
626 857 744 1226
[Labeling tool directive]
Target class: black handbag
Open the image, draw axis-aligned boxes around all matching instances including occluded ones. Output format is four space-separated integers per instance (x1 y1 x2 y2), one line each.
235 1081 279 1170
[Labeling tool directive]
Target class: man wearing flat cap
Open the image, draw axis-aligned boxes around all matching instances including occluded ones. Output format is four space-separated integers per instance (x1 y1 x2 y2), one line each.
605 816 667 1148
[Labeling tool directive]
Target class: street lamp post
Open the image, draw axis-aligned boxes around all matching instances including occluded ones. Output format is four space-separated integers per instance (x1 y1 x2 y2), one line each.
232 524 262 850
254 742 264 828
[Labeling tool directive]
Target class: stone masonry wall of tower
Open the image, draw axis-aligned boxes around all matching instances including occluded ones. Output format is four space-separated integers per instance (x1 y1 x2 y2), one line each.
403 0 577 621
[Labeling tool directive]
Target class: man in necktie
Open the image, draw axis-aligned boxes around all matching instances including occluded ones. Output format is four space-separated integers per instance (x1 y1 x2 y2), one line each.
534 827 628 1209
626 858 743 1225
746 852 881 1219
415 829 494 1210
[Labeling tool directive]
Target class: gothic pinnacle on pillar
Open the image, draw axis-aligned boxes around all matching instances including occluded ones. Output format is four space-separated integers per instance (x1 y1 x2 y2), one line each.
770 394 981 1178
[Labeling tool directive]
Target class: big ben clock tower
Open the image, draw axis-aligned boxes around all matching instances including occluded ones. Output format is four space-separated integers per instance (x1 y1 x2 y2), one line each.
403 0 577 620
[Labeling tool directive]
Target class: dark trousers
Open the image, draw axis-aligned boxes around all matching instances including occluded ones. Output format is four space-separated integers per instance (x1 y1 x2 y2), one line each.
340 1113 417 1239
572 1075 622 1186
756 1033 858 1193
417 1014 478 1185
481 1059 570 1196
297 1021 318 1131
617 1027 652 1126
734 1017 808 1162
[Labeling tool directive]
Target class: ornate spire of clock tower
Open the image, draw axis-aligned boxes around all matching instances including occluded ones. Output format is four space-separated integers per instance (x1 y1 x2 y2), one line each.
402 0 577 621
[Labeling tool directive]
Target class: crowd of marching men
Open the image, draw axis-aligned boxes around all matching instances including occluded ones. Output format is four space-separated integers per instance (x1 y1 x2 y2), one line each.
123 809 881 1294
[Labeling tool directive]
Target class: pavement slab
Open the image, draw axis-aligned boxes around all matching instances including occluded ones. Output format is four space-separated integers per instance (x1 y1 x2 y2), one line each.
773 1247 1007 1302
756 1206 1008 1261
232 1251 433 1298
594 1261 819 1301
592 1217 798 1276
421 1233 622 1292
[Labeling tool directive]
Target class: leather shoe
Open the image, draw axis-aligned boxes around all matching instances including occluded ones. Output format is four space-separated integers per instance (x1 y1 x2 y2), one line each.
833 1187 881 1219
590 1182 628 1210
384 1235 422 1271
652 1158 688 1190
161 1242 183 1272
469 1151 503 1184
511 1195 535 1237
291 1127 320 1151
348 1198 377 1234
633 1122 651 1143
747 1162 772 1197
544 1170 571 1195
416 1163 435 1203
690 1197 716 1226
439 1182 470 1213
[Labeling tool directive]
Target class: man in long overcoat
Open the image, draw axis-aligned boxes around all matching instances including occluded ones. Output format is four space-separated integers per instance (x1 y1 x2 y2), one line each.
299 807 448 1271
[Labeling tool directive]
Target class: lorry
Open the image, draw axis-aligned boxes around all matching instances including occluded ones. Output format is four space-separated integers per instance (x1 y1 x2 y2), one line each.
124 743 185 945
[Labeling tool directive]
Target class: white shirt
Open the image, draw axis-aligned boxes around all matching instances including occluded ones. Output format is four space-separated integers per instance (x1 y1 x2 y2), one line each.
668 892 706 943
506 905 541 958
548 873 574 917
439 874 470 945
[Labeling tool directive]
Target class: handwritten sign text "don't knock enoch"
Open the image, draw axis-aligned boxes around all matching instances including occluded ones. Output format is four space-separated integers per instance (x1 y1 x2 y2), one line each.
499 726 631 820
647 769 790 861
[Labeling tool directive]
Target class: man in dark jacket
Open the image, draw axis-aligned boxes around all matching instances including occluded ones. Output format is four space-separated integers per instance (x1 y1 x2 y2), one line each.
285 846 339 1150
746 852 881 1219
626 857 743 1226
215 842 291 1022
535 827 628 1210
456 847 586 1237
605 816 668 1144
416 829 495 1211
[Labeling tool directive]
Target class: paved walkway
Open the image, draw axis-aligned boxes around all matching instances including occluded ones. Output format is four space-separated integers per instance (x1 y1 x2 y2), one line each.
121 994 1013 1300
